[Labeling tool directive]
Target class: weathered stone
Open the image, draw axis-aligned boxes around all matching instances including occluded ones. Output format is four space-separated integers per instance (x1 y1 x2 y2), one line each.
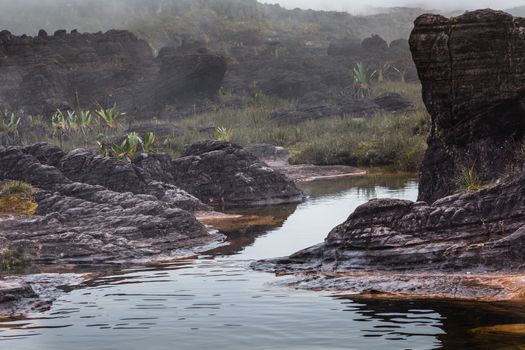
136 140 305 208
372 92 413 112
410 9 525 203
0 145 221 263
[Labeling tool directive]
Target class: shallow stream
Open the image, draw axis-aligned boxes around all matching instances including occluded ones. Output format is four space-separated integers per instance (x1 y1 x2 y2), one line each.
2 176 525 349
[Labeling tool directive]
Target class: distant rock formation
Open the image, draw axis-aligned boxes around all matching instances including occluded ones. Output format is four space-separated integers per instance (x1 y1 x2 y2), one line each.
410 10 525 203
0 29 227 116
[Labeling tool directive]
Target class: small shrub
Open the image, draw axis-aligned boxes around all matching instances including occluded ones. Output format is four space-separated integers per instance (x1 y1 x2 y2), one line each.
0 181 38 216
99 132 156 162
456 166 487 193
1 247 29 272
1 181 33 198
94 104 126 129
353 62 376 99
0 112 21 145
214 126 234 141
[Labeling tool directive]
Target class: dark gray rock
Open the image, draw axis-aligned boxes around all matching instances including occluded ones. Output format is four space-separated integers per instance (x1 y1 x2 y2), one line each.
0 145 222 263
372 92 413 112
410 9 525 203
21 143 207 212
0 30 226 116
136 140 305 208
271 106 341 124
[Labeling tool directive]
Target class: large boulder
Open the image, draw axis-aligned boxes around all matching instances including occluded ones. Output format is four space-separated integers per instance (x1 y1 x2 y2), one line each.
410 9 525 203
0 30 226 116
136 140 305 208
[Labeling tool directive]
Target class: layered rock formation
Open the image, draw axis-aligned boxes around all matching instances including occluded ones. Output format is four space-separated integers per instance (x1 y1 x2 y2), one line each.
0 145 220 263
254 10 525 300
135 140 305 208
0 30 227 116
410 10 525 203
0 140 305 262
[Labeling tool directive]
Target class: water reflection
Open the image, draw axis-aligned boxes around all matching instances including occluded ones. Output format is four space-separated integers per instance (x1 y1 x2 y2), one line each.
1 175 525 350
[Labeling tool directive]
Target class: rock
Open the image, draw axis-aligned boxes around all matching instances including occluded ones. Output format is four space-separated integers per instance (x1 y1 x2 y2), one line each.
409 9 525 203
0 280 37 303
0 30 226 116
255 173 525 297
22 143 208 212
339 98 380 117
271 106 341 124
372 92 413 112
246 144 291 164
254 10 525 300
362 34 389 52
136 140 305 208
0 145 222 263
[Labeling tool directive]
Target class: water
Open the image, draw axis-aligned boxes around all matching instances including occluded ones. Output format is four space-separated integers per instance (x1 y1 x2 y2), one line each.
2 176 525 350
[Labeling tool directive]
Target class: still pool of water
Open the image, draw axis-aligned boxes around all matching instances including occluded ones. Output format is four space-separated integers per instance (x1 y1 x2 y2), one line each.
2 176 525 350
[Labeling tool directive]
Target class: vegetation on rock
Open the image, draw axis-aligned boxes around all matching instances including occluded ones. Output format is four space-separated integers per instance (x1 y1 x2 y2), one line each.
0 246 29 273
0 181 38 216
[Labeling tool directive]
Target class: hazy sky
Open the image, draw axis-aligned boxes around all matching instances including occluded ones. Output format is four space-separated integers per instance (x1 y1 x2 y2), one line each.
269 0 525 13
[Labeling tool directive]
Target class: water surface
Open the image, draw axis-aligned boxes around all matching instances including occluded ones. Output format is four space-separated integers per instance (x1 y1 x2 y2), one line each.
2 176 525 350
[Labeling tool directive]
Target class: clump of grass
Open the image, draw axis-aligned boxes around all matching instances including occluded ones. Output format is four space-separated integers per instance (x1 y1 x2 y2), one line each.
0 246 29 272
1 181 33 198
214 126 234 141
0 181 38 216
0 111 21 145
455 166 488 194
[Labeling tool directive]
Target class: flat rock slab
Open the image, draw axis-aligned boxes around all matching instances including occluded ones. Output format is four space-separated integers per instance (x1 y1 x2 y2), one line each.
267 271 525 302
0 280 37 303
272 164 367 182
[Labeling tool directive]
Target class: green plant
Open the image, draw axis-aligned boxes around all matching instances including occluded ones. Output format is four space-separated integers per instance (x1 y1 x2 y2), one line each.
97 131 157 162
94 104 126 129
0 112 21 144
214 126 234 141
143 132 156 153
377 63 392 83
392 66 408 83
353 62 377 99
0 181 33 198
1 247 29 272
456 166 487 193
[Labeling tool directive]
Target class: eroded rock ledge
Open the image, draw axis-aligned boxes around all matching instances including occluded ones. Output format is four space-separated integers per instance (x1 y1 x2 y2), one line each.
254 9 525 301
0 141 303 263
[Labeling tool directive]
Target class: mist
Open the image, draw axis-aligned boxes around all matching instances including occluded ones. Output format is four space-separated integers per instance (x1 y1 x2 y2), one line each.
270 0 525 13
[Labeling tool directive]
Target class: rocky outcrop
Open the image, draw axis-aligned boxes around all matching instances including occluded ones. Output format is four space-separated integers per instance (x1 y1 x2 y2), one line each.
136 140 305 208
271 95 413 125
0 145 222 263
22 143 207 212
0 30 226 116
255 171 525 299
254 10 525 300
410 9 525 203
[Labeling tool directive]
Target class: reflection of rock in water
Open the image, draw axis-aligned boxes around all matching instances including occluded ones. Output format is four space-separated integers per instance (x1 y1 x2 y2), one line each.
298 175 416 200
340 297 525 350
206 204 298 256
